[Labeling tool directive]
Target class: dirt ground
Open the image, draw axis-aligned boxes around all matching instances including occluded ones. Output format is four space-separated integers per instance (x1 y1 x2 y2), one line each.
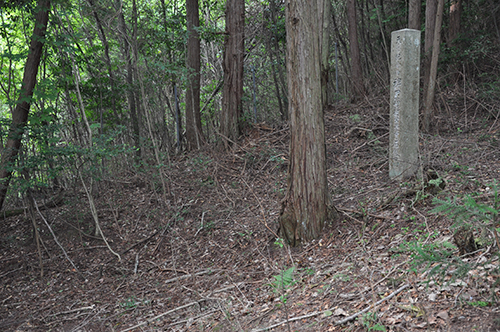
1 95 500 331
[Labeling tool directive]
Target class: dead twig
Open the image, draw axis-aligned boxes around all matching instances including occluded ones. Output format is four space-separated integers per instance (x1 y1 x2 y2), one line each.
120 300 210 332
104 230 158 265
33 198 85 281
169 310 217 327
240 176 279 238
79 172 121 262
51 305 95 317
164 269 218 284
250 283 410 331
334 283 410 325
338 207 388 220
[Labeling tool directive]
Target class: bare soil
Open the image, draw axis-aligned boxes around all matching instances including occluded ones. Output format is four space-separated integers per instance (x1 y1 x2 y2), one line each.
1 95 500 331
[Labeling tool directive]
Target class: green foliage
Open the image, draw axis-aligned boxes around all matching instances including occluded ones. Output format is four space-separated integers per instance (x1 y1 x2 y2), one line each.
359 311 387 331
406 181 500 293
404 240 470 284
188 153 213 172
119 296 139 309
467 300 491 307
431 183 499 229
269 266 296 303
8 120 132 199
119 296 150 310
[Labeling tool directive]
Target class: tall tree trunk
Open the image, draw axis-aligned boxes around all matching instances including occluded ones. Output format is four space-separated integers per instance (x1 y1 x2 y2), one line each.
347 0 366 100
409 0 421 30
185 0 204 150
422 0 437 126
116 0 141 158
279 0 335 246
131 0 143 151
0 0 50 211
423 0 445 132
331 9 351 91
88 0 119 122
448 0 462 44
160 0 182 148
221 0 244 146
265 0 287 120
320 0 330 108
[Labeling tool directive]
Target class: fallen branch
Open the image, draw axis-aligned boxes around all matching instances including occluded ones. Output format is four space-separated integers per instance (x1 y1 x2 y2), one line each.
250 283 410 331
250 311 323 332
79 171 121 262
164 269 217 284
51 305 95 317
33 198 85 281
0 190 64 220
338 207 388 221
104 230 158 265
169 310 217 326
120 300 208 332
334 283 410 325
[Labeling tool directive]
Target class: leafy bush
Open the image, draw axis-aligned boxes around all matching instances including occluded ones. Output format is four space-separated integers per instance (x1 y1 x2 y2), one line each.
407 182 500 297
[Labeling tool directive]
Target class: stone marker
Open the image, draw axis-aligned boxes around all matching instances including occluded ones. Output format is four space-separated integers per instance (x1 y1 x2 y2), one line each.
389 28 421 179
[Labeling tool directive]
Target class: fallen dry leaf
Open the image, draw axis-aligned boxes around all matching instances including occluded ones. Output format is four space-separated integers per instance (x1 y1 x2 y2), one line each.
333 308 348 316
437 310 449 321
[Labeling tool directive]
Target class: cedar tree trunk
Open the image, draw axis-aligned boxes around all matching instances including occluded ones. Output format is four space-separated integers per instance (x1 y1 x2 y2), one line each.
221 0 244 146
279 0 335 246
347 0 365 100
185 0 204 150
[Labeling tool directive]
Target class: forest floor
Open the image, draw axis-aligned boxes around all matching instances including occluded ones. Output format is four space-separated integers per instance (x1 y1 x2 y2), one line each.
1 94 500 331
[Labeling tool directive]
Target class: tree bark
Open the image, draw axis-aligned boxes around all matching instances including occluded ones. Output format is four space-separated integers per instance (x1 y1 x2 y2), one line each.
265 0 287 120
422 0 437 128
116 0 141 158
409 0 421 30
185 0 204 150
347 0 365 100
221 0 244 146
279 0 335 246
448 0 462 44
0 0 50 211
320 0 330 108
88 0 119 122
423 0 444 132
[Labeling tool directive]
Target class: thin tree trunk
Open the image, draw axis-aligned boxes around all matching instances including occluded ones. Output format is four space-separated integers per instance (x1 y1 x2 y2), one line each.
265 0 286 120
423 0 445 132
409 0 421 30
221 0 244 146
331 9 351 89
422 0 437 121
279 0 335 246
185 0 204 150
0 0 50 211
448 0 462 43
320 0 330 108
347 0 366 100
131 0 143 150
160 0 182 148
116 0 141 158
88 0 119 122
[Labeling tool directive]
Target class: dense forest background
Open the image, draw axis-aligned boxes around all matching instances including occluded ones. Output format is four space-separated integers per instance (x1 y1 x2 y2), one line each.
1 0 500 331
0 0 499 207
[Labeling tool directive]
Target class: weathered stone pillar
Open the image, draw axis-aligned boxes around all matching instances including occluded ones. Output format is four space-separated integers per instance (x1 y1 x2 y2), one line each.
389 28 421 179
